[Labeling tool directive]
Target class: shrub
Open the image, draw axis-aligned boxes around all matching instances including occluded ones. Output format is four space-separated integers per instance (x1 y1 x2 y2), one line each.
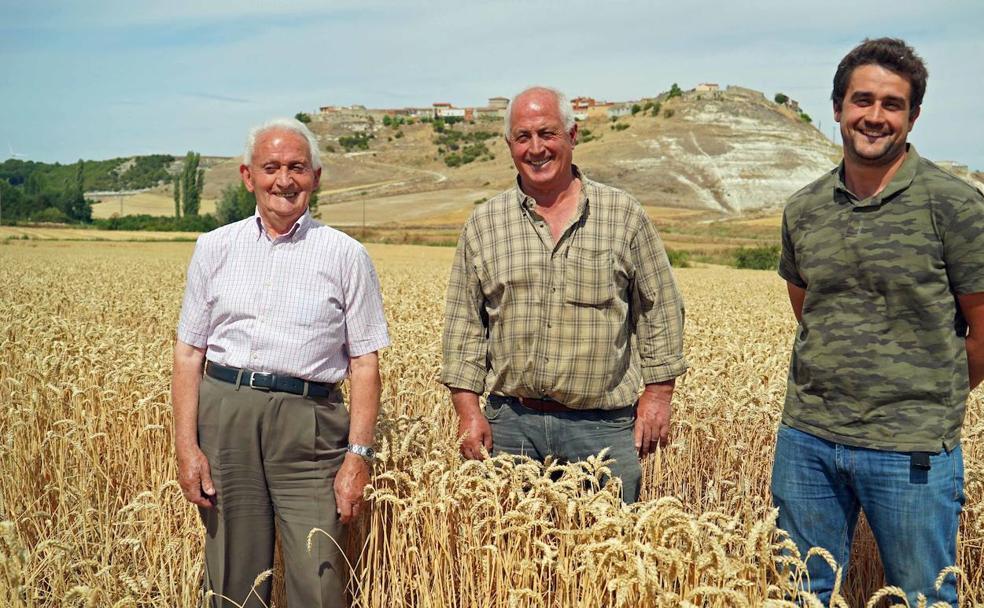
663 109 675 119
734 245 780 270
774 93 789 105
666 249 690 268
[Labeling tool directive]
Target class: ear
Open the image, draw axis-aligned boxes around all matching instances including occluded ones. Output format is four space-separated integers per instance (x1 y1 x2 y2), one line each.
908 105 921 130
313 167 322 191
240 164 255 193
833 101 842 123
569 122 579 145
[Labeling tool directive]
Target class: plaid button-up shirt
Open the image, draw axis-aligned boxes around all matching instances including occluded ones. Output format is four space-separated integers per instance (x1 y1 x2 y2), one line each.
177 210 390 383
441 169 687 410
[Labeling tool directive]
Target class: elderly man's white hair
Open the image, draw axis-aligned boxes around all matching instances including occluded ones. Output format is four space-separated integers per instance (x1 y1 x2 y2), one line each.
503 86 576 140
244 117 322 172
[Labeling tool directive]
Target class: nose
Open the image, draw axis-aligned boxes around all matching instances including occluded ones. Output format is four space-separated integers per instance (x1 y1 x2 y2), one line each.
529 134 545 155
275 166 292 186
866 102 885 124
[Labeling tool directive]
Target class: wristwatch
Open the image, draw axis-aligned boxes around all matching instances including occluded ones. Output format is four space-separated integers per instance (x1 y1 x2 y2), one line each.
347 443 376 461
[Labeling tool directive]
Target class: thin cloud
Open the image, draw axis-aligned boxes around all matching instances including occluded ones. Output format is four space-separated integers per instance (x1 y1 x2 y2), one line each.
185 92 253 104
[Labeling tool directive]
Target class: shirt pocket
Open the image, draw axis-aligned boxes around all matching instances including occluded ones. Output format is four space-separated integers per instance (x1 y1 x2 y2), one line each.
565 248 615 306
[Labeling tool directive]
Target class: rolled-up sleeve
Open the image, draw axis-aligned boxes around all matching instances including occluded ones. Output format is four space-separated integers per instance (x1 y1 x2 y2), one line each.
440 223 489 393
176 238 212 348
631 217 688 384
342 246 390 357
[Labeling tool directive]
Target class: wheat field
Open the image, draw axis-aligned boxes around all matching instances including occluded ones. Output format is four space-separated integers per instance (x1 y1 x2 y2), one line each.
0 239 981 607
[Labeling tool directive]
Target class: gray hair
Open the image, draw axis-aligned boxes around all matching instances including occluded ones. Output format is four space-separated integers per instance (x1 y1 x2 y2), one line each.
243 117 322 171
504 86 576 140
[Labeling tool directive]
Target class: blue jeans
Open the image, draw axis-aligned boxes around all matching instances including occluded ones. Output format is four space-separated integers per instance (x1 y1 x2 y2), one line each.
485 395 642 503
770 424 964 606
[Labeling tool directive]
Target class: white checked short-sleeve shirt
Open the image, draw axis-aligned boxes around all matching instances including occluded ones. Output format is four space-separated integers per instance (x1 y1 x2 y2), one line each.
177 211 390 383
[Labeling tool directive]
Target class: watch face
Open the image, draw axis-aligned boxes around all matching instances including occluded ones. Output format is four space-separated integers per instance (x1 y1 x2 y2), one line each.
349 444 375 459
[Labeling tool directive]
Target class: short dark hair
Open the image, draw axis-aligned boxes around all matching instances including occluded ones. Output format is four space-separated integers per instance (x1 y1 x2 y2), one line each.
832 38 928 117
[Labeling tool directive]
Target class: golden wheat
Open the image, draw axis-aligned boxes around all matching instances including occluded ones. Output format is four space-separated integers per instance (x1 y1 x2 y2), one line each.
0 239 980 607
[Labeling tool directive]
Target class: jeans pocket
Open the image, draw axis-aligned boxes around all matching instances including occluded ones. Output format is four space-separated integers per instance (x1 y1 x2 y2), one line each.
484 396 507 422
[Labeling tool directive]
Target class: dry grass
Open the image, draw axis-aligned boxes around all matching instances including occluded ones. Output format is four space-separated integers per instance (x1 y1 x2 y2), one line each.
90 191 218 219
0 241 980 607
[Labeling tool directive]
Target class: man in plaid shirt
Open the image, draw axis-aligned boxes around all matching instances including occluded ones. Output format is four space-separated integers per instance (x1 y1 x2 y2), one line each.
441 87 687 502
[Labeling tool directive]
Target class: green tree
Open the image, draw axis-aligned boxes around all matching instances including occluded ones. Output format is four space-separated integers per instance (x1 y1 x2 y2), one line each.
774 92 789 104
173 175 181 217
215 182 256 225
179 152 203 216
294 112 311 124
631 104 642 116
66 160 91 222
799 112 813 124
668 83 683 99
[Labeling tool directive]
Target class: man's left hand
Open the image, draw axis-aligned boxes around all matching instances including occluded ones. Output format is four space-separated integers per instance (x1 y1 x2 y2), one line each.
634 381 675 456
334 453 371 524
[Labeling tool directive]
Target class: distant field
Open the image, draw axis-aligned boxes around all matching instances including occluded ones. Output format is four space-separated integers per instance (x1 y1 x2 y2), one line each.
90 192 217 219
320 187 497 227
0 226 201 241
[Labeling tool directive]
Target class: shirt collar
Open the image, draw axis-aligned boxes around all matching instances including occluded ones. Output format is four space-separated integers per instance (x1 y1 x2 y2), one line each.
252 208 312 241
835 144 920 207
514 164 590 214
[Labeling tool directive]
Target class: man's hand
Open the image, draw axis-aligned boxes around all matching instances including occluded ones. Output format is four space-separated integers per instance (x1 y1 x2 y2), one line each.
634 380 675 456
177 444 215 508
458 413 493 460
450 388 491 460
335 453 371 524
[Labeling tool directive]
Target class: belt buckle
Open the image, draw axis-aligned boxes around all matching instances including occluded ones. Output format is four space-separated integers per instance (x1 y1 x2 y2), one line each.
249 371 273 391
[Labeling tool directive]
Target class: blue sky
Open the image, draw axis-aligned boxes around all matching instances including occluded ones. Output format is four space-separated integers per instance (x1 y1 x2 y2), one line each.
3 0 982 169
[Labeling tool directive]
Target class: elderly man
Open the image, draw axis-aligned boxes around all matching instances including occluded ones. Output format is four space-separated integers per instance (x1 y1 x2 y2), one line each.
441 86 687 503
772 38 984 605
172 117 389 607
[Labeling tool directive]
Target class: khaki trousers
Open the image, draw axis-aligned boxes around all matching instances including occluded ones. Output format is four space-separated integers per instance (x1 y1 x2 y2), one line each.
197 375 350 607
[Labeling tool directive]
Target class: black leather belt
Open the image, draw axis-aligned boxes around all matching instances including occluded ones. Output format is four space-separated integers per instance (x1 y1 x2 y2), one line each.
205 361 336 398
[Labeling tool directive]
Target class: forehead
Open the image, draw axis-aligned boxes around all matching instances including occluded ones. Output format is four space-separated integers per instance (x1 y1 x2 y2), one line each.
846 64 912 100
252 129 312 163
509 93 565 132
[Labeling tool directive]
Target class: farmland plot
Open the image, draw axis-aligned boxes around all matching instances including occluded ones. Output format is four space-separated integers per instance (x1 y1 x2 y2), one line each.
0 240 980 607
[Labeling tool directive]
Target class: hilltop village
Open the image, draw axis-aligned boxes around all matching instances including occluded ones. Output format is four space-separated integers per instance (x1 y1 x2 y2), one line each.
312 83 809 133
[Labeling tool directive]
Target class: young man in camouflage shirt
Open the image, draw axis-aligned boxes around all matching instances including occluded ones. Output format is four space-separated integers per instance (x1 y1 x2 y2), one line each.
772 38 984 605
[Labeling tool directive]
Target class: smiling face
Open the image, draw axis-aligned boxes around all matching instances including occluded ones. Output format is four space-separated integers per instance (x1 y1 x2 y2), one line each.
240 128 321 230
506 89 577 196
835 63 919 168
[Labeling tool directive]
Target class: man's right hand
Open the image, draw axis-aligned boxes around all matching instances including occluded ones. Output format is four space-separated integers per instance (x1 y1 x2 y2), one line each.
177 445 216 508
457 414 493 460
450 388 492 460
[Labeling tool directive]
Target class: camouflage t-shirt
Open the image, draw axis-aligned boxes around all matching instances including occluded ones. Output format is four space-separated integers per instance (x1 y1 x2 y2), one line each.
778 146 984 452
